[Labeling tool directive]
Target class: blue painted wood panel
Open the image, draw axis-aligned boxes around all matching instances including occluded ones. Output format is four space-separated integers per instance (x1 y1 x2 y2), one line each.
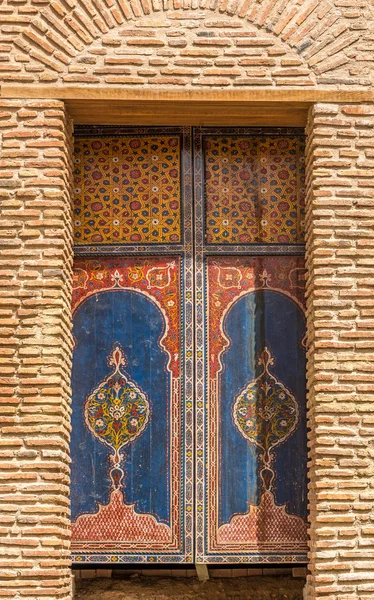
71 289 170 524
200 255 308 563
70 256 190 563
220 290 307 524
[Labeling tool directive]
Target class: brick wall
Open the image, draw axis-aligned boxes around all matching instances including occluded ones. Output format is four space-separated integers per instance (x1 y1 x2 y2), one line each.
306 103 374 600
0 100 73 599
0 0 372 88
0 1 373 599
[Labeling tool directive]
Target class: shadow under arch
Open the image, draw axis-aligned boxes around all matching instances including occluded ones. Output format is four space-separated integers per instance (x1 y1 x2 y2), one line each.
218 287 307 526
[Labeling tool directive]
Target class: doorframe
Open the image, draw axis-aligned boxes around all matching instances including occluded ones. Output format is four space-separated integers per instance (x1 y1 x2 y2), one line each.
2 86 366 587
70 123 309 567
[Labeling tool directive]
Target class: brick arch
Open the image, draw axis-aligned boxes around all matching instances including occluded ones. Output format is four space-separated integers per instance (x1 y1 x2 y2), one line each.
2 0 369 87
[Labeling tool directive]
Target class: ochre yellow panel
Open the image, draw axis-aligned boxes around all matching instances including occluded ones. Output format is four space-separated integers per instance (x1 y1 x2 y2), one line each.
204 136 305 244
73 136 181 245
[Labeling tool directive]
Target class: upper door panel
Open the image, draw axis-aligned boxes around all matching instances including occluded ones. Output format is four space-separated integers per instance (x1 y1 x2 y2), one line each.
73 126 191 253
204 134 305 245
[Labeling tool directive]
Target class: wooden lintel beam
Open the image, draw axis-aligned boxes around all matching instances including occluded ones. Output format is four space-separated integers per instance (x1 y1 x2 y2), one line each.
0 85 372 104
66 99 309 126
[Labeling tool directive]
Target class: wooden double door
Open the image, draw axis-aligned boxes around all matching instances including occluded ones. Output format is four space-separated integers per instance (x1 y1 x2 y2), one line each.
70 127 308 565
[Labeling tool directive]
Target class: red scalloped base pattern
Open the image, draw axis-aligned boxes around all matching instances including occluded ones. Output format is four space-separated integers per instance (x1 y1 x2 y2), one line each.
217 491 307 544
72 489 171 543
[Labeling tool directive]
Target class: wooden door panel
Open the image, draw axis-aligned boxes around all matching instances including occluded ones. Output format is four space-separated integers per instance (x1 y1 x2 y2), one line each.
204 134 305 245
70 126 193 565
194 128 307 564
200 256 308 562
70 257 192 563
73 134 182 246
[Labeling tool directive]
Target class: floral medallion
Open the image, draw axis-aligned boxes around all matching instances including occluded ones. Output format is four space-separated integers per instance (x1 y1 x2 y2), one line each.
84 344 150 487
232 347 298 488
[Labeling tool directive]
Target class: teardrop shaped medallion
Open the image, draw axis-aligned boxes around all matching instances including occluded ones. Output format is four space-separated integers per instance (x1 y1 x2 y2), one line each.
84 343 150 487
232 347 299 487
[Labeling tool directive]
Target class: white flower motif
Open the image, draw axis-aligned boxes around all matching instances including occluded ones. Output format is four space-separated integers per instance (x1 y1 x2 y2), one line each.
167 300 174 307
109 406 125 420
111 270 123 284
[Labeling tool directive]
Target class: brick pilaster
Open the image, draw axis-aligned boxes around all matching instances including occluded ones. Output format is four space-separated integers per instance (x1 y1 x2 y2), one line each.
0 100 73 599
305 103 374 600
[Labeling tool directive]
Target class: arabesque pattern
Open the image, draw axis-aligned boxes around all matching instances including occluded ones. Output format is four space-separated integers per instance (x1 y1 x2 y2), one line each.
204 136 305 244
73 136 181 245
197 254 308 562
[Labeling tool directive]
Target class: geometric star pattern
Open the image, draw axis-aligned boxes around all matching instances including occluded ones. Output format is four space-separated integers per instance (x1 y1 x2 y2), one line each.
73 136 181 244
204 135 305 244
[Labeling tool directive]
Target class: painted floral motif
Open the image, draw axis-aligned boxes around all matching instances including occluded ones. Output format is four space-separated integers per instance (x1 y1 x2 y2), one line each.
85 344 150 477
146 261 175 289
214 263 242 289
233 347 299 484
73 136 181 244
204 136 305 244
